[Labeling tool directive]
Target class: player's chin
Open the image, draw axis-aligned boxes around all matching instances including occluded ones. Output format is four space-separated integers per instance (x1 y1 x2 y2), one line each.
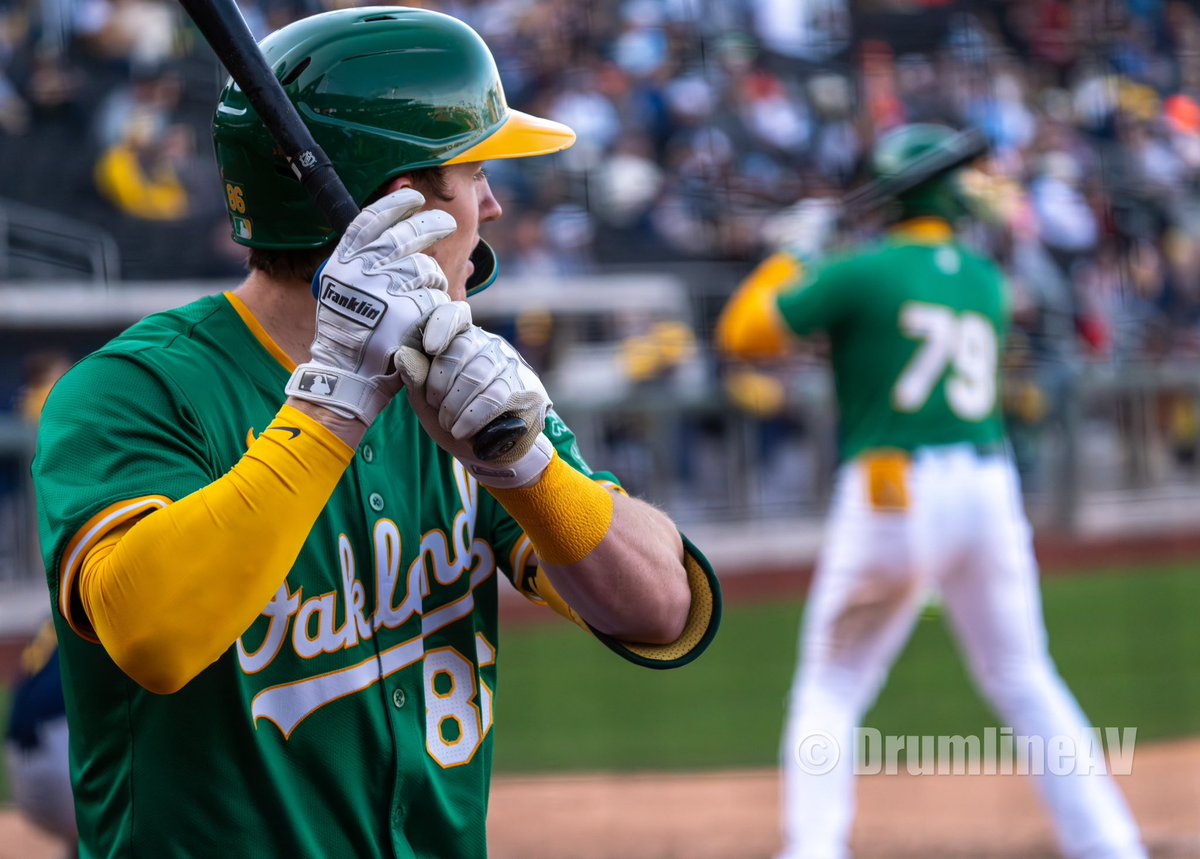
449 263 474 302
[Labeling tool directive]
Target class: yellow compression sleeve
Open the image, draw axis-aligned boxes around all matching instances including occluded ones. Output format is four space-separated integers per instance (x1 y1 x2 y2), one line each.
486 453 614 567
715 251 803 360
76 406 353 694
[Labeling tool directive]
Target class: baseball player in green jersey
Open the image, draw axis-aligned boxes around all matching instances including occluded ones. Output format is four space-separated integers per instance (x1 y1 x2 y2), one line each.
31 8 720 858
718 124 1144 859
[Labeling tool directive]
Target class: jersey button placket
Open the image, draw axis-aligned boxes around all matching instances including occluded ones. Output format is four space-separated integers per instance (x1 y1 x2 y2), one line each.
389 683 409 845
361 444 374 463
369 492 385 512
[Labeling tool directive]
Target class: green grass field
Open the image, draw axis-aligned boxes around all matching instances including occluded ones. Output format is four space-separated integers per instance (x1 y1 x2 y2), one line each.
491 562 1200 773
1 563 1197 806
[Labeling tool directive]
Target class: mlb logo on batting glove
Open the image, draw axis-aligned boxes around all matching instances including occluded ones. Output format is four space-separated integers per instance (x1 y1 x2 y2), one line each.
296 371 338 397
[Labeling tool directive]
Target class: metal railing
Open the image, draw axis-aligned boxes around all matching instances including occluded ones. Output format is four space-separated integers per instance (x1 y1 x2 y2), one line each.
5 363 1200 588
0 418 37 586
3 270 1200 589
0 199 121 284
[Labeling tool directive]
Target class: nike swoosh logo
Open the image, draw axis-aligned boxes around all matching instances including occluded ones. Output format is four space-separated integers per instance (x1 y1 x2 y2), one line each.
245 426 302 449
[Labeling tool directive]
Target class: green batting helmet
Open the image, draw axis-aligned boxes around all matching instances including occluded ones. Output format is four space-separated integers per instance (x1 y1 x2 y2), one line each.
211 6 575 293
844 123 987 222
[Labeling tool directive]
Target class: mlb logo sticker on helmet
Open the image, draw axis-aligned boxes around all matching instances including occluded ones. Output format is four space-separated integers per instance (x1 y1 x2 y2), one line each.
233 216 253 240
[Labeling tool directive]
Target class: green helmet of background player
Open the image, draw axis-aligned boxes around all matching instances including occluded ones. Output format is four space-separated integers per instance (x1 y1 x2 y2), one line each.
211 6 575 294
869 123 975 223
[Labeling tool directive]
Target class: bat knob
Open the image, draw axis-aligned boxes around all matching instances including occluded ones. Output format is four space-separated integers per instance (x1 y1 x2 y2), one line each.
471 416 528 462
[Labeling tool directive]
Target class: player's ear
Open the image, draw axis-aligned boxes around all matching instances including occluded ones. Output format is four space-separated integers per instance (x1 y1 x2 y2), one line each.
382 175 416 195
362 175 417 211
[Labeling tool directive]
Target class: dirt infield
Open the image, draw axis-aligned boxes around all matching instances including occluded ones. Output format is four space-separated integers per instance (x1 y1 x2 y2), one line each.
486 737 1200 859
2 737 1197 858
0 813 60 859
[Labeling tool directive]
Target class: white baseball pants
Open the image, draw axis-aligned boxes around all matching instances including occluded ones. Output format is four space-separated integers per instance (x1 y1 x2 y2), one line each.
777 444 1146 859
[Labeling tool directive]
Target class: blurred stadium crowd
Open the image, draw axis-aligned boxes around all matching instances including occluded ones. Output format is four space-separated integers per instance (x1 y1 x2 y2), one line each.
2 0 1200 487
0 0 1198 339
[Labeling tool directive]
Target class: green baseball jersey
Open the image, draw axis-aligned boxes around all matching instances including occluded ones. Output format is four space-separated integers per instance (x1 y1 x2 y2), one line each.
775 231 1009 462
33 293 717 859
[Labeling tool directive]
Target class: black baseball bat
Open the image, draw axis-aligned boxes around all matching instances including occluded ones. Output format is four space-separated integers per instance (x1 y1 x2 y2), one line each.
180 0 526 463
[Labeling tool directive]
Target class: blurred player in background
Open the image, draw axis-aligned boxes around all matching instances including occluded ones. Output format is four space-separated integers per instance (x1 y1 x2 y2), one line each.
717 123 1145 859
31 8 718 857
4 352 76 855
4 620 76 857
15 352 73 424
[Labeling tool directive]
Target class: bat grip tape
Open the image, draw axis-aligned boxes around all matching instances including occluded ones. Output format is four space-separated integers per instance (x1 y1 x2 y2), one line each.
289 145 359 235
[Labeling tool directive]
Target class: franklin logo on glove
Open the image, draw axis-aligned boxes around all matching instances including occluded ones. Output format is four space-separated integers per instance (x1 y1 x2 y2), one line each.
320 281 386 327
283 188 463 426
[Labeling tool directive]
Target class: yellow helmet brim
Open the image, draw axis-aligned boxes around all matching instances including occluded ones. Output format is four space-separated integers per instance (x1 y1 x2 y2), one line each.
445 109 576 165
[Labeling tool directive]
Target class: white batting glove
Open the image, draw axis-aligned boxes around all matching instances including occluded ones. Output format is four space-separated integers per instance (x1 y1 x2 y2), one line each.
396 324 554 488
285 189 471 426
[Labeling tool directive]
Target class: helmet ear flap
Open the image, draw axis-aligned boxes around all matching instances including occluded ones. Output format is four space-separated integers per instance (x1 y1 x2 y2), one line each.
465 239 498 296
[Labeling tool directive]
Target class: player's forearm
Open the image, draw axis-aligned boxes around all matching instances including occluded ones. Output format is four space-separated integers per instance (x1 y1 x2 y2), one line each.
539 495 689 644
76 406 353 694
486 457 690 644
286 397 367 448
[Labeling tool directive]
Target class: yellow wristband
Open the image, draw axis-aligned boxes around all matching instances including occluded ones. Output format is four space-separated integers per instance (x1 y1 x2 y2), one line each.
486 453 614 566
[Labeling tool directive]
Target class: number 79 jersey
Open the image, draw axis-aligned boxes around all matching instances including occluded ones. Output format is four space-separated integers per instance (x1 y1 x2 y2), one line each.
775 232 1009 462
